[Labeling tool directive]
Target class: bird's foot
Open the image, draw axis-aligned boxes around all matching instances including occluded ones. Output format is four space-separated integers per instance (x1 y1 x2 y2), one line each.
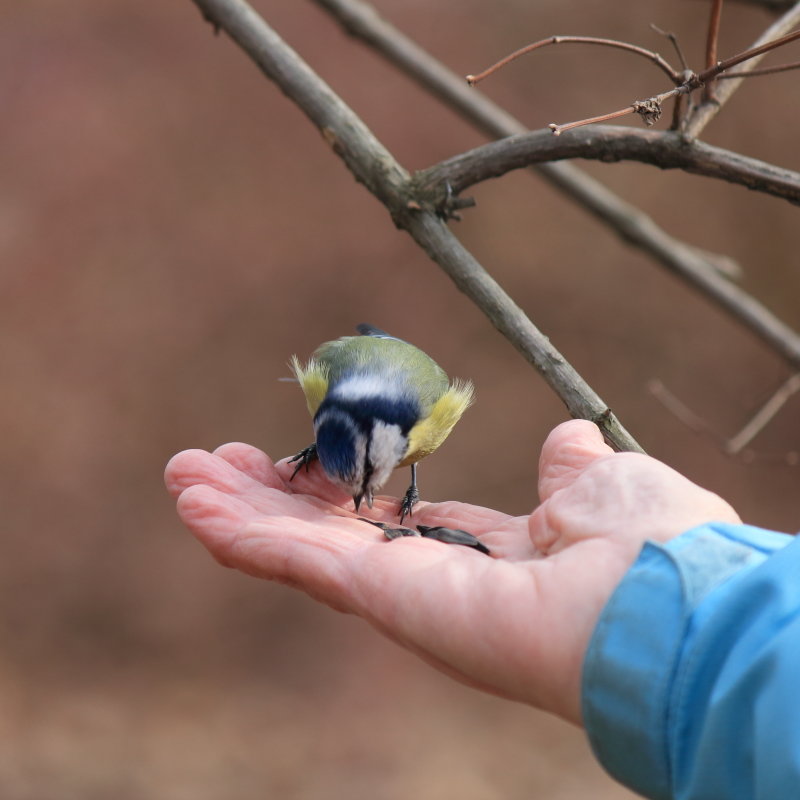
288 443 318 481
398 484 419 525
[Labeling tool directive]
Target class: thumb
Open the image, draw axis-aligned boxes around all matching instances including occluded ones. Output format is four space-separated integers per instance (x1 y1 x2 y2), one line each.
537 420 615 502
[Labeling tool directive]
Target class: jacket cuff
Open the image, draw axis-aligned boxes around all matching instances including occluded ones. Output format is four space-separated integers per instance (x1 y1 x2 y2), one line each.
581 523 790 799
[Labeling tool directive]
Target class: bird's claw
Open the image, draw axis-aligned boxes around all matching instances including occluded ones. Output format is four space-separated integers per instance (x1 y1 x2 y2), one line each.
398 484 420 525
288 443 318 481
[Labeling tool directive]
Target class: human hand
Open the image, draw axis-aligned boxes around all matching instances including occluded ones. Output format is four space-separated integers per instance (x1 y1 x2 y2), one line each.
164 420 740 725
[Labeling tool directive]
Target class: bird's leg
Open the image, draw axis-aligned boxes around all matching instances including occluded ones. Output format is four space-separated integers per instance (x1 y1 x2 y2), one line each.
288 443 318 481
399 463 420 524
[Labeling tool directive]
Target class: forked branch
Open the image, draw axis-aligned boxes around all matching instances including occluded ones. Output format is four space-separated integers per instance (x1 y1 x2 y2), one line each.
190 0 645 452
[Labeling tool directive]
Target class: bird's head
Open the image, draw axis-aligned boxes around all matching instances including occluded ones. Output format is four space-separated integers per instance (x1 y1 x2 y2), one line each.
313 384 418 511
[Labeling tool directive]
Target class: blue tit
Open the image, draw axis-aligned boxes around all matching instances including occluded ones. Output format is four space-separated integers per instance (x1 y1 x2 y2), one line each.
289 323 473 523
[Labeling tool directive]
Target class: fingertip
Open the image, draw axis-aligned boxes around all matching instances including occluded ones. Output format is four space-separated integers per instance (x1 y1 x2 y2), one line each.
537 420 614 501
175 483 248 567
164 448 212 497
542 419 605 454
213 442 284 489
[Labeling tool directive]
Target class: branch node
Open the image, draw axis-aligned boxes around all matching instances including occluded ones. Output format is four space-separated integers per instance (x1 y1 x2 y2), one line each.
200 10 221 34
632 98 663 126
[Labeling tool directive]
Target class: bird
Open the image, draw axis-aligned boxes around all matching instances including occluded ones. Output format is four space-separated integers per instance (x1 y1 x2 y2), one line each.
288 323 473 523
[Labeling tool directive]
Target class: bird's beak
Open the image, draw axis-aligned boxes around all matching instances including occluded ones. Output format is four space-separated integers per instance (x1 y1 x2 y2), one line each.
353 492 364 512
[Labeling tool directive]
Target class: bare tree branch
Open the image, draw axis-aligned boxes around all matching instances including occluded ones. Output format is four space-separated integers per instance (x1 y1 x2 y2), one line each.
417 127 800 206
189 0 645 452
466 35 681 87
650 373 800 462
726 372 800 454
544 28 800 135
685 1 800 136
719 58 800 77
416 127 800 371
312 0 742 279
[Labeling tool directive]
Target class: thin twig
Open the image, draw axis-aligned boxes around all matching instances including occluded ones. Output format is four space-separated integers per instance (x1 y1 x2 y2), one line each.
312 0 741 280
701 28 800 78
650 24 690 72
685 1 800 136
466 35 681 86
548 27 800 135
190 0 645 453
718 58 800 77
704 0 725 101
650 374 800 462
418 127 800 210
549 88 683 135
416 127 800 371
647 379 721 441
549 106 642 136
726 372 800 453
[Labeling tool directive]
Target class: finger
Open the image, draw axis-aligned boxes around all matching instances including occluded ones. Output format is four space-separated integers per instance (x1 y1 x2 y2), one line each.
165 449 295 516
213 442 284 489
537 420 614 502
176 483 262 567
274 456 353 507
413 500 512 534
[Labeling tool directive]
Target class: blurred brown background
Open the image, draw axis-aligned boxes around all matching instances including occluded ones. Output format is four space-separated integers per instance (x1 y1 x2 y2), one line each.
2 0 798 797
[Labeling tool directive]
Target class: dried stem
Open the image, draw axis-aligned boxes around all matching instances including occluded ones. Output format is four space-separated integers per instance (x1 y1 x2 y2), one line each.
416 127 800 371
702 28 800 78
704 0 725 101
726 373 800 454
647 379 720 441
650 374 800 460
651 24 690 72
548 26 800 136
718 58 800 77
549 87 686 135
313 0 741 290
549 106 641 136
190 0 645 453
466 35 681 86
685 1 800 136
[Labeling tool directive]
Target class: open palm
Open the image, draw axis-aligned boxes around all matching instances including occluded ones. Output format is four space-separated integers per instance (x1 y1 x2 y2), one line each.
164 420 739 725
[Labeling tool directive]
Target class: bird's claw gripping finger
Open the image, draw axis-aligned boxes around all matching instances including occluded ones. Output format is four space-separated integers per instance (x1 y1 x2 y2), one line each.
288 443 318 481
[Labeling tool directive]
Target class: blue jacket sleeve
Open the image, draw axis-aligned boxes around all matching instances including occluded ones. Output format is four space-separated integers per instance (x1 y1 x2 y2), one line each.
582 522 800 800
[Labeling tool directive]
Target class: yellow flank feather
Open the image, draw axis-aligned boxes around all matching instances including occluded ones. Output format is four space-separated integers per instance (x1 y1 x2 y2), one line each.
400 379 474 466
290 355 329 416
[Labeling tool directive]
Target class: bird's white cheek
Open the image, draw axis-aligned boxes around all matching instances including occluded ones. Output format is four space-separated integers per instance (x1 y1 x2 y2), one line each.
368 422 407 490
